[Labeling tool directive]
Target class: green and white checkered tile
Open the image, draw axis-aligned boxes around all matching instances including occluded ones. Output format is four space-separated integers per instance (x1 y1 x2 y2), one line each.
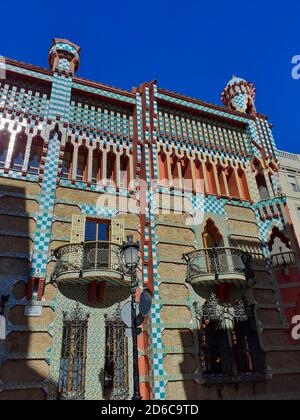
72 82 135 105
80 204 116 218
30 132 61 277
0 169 39 183
156 92 249 124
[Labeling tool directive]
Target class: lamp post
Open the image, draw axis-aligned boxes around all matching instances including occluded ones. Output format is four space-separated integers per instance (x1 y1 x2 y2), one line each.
121 236 141 401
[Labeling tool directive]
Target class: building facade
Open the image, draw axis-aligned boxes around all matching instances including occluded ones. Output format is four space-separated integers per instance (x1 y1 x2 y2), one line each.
0 38 300 400
278 150 300 247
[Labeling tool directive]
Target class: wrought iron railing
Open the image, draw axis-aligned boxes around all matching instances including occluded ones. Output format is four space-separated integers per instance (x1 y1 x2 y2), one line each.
183 247 255 284
53 241 123 279
271 251 297 268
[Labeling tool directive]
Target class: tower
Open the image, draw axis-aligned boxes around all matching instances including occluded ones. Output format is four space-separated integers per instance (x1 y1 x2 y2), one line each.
48 38 80 75
221 75 256 115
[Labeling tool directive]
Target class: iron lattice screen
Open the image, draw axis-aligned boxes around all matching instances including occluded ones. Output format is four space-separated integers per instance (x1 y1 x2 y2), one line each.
104 308 129 400
58 303 89 400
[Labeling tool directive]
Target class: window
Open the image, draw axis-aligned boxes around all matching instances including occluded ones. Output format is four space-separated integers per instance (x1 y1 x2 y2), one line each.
104 308 129 400
76 145 88 181
256 173 270 200
226 166 239 198
120 154 129 189
62 141 74 178
91 149 102 183
158 149 168 184
11 132 27 171
106 151 116 185
84 220 110 271
0 129 10 167
85 220 110 242
288 175 299 192
195 293 266 383
170 153 180 184
28 136 44 173
58 303 89 400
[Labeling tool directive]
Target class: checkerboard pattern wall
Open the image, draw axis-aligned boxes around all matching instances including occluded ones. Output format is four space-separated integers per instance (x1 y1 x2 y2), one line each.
48 73 73 122
144 143 166 400
30 132 61 277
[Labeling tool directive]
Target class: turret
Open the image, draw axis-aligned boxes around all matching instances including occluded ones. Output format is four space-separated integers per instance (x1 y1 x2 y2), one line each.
221 76 256 115
48 38 80 75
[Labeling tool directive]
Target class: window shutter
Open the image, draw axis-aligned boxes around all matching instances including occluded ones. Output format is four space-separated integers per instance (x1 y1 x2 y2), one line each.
70 214 86 243
110 219 125 244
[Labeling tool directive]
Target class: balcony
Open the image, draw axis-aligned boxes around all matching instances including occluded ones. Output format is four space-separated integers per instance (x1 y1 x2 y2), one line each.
271 251 297 268
183 247 255 288
52 241 128 288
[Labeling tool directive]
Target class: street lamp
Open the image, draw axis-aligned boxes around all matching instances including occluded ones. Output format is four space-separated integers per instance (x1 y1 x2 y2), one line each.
121 235 141 400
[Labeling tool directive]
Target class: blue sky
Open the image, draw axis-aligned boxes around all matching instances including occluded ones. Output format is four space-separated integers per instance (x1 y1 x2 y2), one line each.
1 0 300 153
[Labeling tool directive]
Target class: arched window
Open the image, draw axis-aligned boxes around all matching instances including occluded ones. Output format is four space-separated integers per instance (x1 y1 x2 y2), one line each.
158 149 168 183
0 129 10 167
61 141 74 179
11 132 28 171
205 161 217 195
202 219 225 289
226 166 239 198
76 145 88 181
268 163 280 195
217 164 227 196
253 159 270 200
181 155 193 190
268 173 276 196
120 153 129 189
28 136 44 173
195 159 205 193
256 173 269 200
106 151 116 185
238 168 251 200
170 152 180 186
269 227 291 253
269 227 293 267
91 148 102 184
202 218 223 249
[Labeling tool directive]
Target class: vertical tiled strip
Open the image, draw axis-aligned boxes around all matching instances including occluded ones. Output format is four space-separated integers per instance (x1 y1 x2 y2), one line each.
145 143 165 399
30 128 62 278
48 73 73 122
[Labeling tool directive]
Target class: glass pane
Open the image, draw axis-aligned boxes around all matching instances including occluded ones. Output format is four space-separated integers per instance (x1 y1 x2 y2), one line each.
0 147 7 163
85 221 97 241
98 223 109 241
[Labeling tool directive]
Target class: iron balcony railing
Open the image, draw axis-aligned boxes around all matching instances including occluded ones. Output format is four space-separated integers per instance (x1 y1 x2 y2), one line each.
271 251 297 268
53 241 124 281
183 247 255 285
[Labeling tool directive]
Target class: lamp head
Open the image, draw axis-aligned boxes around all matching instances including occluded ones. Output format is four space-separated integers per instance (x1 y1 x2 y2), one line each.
122 236 140 269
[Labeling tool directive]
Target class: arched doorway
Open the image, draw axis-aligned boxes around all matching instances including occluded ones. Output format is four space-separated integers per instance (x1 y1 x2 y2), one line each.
268 226 293 266
202 218 223 249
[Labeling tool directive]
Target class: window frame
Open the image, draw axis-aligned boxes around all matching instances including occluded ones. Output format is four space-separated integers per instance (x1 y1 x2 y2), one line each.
103 308 129 400
58 304 89 400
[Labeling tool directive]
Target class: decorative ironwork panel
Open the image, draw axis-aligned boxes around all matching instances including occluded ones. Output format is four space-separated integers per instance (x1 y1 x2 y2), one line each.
194 293 267 384
58 303 89 400
103 307 129 400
